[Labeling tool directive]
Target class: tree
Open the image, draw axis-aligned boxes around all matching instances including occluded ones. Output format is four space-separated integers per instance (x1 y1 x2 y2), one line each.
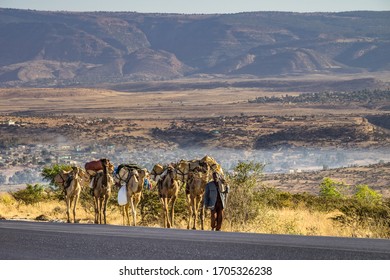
10 183 47 205
354 185 382 206
225 161 265 229
41 164 72 188
319 177 348 199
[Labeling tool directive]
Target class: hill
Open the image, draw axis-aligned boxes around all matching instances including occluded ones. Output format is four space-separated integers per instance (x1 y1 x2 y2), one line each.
263 162 390 197
0 9 389 87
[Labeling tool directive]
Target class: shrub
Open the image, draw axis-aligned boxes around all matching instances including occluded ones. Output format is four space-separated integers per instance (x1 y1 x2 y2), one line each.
319 177 348 199
225 161 265 229
0 192 15 206
41 164 72 187
337 200 390 238
354 185 382 206
138 188 161 225
10 183 47 205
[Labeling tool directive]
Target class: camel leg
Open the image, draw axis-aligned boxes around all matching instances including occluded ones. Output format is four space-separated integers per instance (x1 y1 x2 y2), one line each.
129 196 136 226
170 196 177 228
102 196 108 224
200 197 205 230
99 197 104 224
66 196 71 223
73 194 79 223
121 206 125 226
192 197 198 230
186 194 192 230
160 197 169 228
133 193 142 226
122 204 130 226
94 196 99 224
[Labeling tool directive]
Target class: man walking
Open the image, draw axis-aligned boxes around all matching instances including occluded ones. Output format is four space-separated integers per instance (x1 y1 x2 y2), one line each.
204 171 229 231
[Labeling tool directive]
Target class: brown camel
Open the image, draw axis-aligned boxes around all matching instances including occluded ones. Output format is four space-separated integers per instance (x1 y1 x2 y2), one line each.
91 159 114 224
85 158 114 192
186 168 210 230
114 166 147 226
54 166 88 223
185 156 227 230
158 165 180 228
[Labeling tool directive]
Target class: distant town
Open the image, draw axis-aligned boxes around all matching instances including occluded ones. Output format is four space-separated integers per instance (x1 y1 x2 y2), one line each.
1 135 390 189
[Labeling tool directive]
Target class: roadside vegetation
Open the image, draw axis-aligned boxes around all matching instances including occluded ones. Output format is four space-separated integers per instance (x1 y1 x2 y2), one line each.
0 162 389 238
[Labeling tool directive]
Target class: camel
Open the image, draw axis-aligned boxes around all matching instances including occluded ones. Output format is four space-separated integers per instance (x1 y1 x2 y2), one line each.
184 156 227 230
158 165 180 228
85 158 114 189
186 168 209 230
92 168 114 224
54 166 88 223
175 158 210 195
114 166 147 226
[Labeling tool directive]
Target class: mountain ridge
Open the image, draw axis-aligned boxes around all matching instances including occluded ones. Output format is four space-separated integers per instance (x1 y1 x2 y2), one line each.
0 9 389 87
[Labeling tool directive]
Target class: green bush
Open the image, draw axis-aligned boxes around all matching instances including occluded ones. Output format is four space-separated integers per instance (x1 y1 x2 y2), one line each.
138 188 162 225
41 164 72 187
337 200 390 238
354 185 382 206
319 177 348 199
10 184 47 205
225 161 265 229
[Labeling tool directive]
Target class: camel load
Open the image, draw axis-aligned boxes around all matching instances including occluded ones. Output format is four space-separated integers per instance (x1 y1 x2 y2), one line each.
85 158 113 175
84 159 114 186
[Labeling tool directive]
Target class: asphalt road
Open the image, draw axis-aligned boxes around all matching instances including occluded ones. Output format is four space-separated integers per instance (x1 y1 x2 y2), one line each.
0 220 389 260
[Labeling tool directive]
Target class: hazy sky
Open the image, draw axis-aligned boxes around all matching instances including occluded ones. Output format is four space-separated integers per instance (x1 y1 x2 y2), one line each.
1 0 389 13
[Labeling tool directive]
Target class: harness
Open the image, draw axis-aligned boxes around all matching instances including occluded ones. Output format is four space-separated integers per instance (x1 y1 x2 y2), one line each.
58 172 73 189
175 168 188 182
116 166 138 185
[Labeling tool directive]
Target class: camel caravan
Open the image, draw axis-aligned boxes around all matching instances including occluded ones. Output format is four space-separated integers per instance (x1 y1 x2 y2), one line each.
53 155 228 230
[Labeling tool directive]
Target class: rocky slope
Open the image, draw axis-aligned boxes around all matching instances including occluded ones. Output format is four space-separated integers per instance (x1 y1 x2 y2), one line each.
0 9 389 87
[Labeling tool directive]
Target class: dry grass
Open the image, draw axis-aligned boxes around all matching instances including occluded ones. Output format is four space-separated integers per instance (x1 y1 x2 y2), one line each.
0 192 385 238
0 85 387 119
224 207 385 238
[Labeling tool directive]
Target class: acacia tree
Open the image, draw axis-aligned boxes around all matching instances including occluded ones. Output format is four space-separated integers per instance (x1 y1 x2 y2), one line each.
319 177 348 199
224 161 265 230
41 164 72 188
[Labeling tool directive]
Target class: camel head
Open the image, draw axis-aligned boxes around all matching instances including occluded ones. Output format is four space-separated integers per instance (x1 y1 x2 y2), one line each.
71 166 80 178
150 164 164 181
165 165 177 183
114 166 140 188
